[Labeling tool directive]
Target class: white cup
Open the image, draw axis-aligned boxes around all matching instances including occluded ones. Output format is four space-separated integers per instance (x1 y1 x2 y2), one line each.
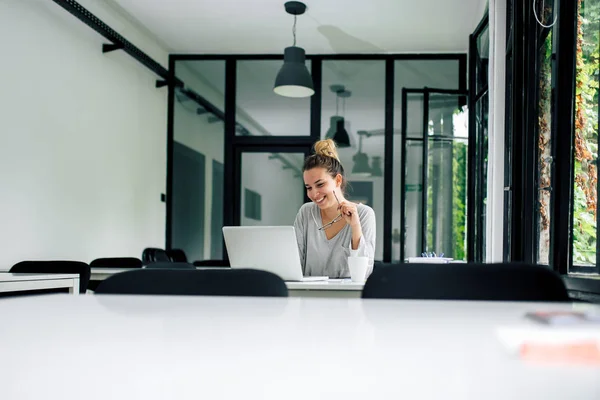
348 256 369 282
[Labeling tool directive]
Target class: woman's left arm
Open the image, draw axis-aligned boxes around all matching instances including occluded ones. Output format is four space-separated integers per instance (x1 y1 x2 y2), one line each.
352 207 376 259
338 202 376 261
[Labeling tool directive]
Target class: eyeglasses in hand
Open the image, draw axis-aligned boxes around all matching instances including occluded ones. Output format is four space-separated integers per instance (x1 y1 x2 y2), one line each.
318 191 343 231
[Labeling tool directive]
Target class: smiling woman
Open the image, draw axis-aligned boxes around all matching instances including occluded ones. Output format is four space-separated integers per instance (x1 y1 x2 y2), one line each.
294 139 376 278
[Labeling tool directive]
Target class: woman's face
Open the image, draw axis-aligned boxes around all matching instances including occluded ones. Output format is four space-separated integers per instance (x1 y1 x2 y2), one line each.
303 167 341 209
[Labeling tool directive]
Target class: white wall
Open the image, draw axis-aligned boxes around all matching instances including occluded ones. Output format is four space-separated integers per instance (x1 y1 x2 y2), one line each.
0 0 169 268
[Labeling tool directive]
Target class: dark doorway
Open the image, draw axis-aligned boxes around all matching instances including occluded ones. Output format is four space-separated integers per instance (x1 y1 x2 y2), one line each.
172 142 205 261
211 160 224 259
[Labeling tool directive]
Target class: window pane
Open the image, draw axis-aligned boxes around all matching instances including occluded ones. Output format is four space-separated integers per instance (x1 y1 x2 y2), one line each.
240 153 305 226
427 139 468 260
321 60 386 260
393 60 461 261
172 60 225 261
571 0 599 273
427 94 469 261
476 25 489 94
406 93 424 139
237 60 311 136
475 94 489 260
397 60 460 89
503 53 513 262
405 141 424 258
536 31 553 265
453 138 469 261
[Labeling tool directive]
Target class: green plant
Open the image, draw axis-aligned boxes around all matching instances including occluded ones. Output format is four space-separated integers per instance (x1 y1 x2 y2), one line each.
452 141 467 260
572 0 600 265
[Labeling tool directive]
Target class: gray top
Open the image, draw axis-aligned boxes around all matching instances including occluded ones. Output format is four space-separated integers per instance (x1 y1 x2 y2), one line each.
293 202 376 278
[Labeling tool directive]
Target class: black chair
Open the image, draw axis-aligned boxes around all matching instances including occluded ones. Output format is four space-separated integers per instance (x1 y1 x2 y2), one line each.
141 248 170 263
143 262 195 269
88 258 143 291
362 262 570 302
166 249 188 263
10 261 91 294
193 259 230 267
373 260 385 272
95 268 288 297
90 257 143 268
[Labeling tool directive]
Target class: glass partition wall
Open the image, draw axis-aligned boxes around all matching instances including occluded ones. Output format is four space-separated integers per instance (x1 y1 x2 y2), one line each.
399 89 468 261
168 55 470 263
321 60 386 260
169 60 225 261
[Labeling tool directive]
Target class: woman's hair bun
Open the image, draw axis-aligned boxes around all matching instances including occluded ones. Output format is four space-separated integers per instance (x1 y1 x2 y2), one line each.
313 139 340 162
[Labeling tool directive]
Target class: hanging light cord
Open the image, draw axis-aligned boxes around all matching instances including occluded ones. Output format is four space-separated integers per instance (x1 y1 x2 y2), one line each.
292 15 297 46
533 0 557 28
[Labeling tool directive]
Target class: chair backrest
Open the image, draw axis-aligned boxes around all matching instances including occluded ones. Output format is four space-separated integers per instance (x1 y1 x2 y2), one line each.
90 257 143 268
143 262 195 269
141 248 170 263
166 249 188 263
373 260 385 272
193 259 231 267
362 262 570 302
10 261 91 293
95 268 288 297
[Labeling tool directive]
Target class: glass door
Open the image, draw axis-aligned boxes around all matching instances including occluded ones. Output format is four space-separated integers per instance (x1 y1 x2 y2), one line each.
400 88 469 261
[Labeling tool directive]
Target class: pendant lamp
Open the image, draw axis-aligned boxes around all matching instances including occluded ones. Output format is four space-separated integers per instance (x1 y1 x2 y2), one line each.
325 85 351 147
274 2 314 98
352 131 371 175
370 156 383 177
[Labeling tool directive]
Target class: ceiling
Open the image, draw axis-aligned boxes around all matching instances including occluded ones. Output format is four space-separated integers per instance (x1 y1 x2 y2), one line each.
110 0 488 54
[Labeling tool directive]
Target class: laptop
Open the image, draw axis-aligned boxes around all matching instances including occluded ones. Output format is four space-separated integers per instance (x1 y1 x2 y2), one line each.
222 226 328 282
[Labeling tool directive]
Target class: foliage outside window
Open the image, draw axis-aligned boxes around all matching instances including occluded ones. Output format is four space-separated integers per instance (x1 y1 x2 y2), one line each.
424 106 468 261
572 0 599 268
452 138 468 260
537 30 553 265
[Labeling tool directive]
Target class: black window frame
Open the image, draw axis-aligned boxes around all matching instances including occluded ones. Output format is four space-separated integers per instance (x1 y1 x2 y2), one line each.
505 0 600 298
468 13 490 263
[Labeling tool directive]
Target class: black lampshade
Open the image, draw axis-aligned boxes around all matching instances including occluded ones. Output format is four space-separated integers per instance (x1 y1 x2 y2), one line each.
352 151 371 175
274 46 314 98
325 116 342 139
331 118 351 147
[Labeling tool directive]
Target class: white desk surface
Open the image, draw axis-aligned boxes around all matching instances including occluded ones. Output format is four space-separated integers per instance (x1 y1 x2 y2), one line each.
0 273 79 282
0 272 80 295
286 279 363 290
0 295 598 400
